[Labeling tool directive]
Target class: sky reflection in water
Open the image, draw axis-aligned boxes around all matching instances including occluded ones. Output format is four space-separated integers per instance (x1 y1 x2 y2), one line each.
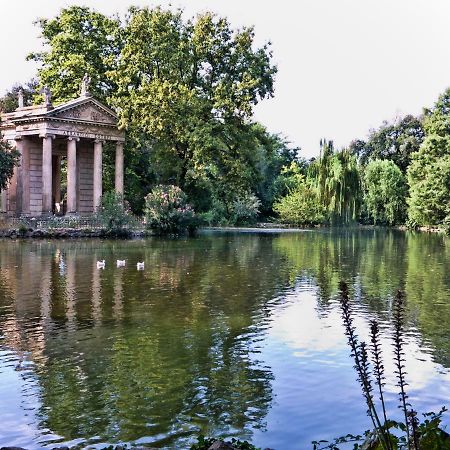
0 230 449 449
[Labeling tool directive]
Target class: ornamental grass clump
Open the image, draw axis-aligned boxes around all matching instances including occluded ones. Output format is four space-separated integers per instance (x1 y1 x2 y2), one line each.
144 184 196 235
313 282 450 450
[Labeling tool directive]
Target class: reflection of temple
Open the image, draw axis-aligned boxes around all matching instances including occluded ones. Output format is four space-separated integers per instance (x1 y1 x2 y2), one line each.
0 79 125 216
0 238 275 446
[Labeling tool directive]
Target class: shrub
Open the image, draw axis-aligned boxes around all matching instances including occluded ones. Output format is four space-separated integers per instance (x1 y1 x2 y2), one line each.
144 184 196 234
198 197 230 226
231 192 261 225
97 191 134 235
274 183 326 226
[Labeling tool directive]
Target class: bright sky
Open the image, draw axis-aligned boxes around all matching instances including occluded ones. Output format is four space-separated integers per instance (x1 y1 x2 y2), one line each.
1 0 449 157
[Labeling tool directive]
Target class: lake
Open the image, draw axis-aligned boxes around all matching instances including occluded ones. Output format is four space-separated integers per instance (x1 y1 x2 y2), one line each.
0 229 449 449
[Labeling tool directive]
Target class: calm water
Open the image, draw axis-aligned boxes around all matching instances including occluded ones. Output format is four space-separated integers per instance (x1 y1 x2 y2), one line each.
0 229 449 449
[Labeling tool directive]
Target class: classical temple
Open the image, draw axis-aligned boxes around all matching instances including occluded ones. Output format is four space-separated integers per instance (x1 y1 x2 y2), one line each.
0 78 125 216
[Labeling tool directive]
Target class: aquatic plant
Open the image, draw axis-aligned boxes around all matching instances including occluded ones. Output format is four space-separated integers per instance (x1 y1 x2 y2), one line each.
312 282 450 450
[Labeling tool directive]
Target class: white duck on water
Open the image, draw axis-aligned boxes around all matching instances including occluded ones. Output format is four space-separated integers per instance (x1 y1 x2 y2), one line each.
117 260 126 267
136 262 145 270
97 260 106 269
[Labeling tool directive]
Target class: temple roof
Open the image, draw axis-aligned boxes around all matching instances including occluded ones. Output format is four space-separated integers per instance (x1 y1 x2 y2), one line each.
2 95 118 126
1 94 124 142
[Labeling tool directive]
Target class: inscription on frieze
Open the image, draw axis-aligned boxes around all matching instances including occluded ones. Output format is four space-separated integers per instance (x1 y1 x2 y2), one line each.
61 130 111 140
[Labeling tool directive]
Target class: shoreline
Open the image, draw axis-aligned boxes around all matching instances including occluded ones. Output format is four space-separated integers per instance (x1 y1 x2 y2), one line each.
0 223 447 240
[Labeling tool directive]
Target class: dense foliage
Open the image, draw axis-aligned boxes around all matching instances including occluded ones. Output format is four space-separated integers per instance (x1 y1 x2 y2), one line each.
27 7 121 102
349 115 425 173
310 141 361 224
274 92 448 229
274 177 325 226
363 160 407 225
144 184 196 234
407 89 450 228
0 135 20 191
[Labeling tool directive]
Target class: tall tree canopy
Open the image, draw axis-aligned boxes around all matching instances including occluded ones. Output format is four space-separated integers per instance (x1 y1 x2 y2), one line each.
28 6 121 102
350 115 424 173
108 7 276 194
407 88 450 226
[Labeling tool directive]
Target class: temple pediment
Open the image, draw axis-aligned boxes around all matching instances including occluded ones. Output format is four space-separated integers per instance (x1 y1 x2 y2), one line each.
48 98 117 125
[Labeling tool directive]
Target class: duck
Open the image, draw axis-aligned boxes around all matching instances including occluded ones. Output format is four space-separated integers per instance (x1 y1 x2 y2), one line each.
97 260 106 269
117 259 126 267
136 261 145 270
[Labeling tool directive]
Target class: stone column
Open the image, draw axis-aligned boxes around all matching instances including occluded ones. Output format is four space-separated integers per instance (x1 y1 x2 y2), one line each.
93 140 103 212
41 134 54 215
0 189 7 214
16 137 30 216
21 138 30 215
67 137 79 214
8 164 18 215
115 141 124 195
14 138 23 215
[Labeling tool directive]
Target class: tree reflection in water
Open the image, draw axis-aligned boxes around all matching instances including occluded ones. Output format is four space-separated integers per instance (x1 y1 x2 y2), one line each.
0 230 449 448
0 236 282 447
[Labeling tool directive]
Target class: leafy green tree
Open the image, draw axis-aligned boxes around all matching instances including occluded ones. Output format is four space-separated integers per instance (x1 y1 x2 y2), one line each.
422 87 450 136
108 7 276 199
407 136 450 226
407 88 450 226
250 126 301 216
350 115 424 173
28 6 121 103
0 135 20 191
363 159 407 225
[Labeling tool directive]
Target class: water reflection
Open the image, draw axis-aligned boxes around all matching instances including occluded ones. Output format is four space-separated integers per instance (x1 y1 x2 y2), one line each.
0 231 448 449
272 229 450 367
0 237 282 448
